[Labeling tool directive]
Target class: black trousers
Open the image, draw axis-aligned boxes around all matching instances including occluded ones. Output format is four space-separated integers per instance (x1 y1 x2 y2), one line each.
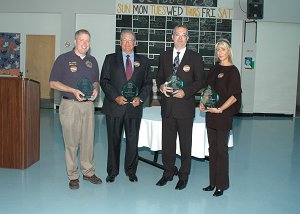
106 115 141 177
207 127 230 190
161 117 193 180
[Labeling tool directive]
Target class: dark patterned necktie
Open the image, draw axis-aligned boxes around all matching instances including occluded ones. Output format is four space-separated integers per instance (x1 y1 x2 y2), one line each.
126 55 132 80
173 52 180 73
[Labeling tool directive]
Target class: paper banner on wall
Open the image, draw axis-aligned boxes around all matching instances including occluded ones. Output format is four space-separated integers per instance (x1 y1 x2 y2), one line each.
0 32 21 76
244 57 254 70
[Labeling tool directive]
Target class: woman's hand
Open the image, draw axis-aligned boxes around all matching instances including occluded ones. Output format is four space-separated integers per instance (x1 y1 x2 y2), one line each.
199 103 206 112
206 107 221 114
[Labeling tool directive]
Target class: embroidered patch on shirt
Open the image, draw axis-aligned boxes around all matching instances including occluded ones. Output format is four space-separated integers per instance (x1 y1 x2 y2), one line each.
69 62 77 72
85 60 93 68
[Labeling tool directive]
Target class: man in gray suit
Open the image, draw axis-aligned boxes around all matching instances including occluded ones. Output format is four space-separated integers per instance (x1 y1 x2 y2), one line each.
100 30 152 183
156 25 206 190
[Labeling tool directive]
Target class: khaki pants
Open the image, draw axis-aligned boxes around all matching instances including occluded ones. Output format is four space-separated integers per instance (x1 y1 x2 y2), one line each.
59 98 95 180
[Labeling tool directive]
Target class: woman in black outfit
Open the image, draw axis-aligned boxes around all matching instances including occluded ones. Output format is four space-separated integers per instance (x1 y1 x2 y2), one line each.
199 39 242 197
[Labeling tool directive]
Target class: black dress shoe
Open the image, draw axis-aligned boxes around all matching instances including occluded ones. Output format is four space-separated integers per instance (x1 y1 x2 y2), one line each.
128 174 138 182
203 185 215 191
213 189 223 197
106 175 116 183
156 176 173 186
175 179 188 190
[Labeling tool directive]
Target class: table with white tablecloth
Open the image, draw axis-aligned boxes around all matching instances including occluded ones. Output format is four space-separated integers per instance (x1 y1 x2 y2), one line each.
138 107 233 159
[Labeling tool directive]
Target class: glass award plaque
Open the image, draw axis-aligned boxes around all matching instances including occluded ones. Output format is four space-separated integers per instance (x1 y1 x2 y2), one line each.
77 77 94 98
165 73 184 97
200 85 219 109
121 80 139 102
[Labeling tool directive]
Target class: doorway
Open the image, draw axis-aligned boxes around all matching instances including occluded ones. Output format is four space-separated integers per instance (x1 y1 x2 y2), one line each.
25 35 55 108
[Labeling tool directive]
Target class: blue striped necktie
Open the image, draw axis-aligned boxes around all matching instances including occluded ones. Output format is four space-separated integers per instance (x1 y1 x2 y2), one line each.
173 52 180 73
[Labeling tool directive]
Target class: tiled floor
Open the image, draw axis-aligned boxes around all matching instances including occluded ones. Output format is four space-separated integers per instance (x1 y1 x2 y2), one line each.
0 108 299 214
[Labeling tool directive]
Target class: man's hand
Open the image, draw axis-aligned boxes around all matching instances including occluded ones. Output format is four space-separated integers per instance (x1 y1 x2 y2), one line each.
73 89 87 102
87 88 98 101
160 83 173 97
115 96 128 105
173 89 185 99
131 97 142 107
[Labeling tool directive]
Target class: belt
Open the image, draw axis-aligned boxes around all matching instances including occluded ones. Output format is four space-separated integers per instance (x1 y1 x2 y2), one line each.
62 96 90 102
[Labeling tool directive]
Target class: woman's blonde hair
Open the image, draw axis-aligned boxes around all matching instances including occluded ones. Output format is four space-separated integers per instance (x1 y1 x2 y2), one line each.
215 38 233 64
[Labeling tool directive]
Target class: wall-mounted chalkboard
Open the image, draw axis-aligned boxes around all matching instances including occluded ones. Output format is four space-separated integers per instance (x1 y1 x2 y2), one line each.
216 19 232 32
149 42 165 54
200 18 216 31
183 17 199 31
149 29 166 42
198 43 215 56
148 54 160 68
135 41 148 54
150 16 166 29
116 16 231 69
133 15 149 28
216 32 231 43
167 17 183 29
166 30 173 42
188 30 199 43
133 28 149 41
116 15 132 28
199 31 215 44
187 43 198 53
115 44 120 53
166 42 174 50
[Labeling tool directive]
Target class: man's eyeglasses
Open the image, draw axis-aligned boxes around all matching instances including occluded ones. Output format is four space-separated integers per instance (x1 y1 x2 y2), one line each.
121 39 135 43
174 33 188 38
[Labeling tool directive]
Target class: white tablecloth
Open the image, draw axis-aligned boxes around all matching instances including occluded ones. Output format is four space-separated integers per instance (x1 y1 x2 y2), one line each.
138 107 233 159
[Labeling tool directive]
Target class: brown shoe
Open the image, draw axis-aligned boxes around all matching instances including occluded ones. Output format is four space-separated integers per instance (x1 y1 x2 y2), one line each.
69 179 79 189
83 174 102 184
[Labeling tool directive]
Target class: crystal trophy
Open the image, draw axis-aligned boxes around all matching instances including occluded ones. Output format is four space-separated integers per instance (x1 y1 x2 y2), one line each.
200 85 219 109
165 74 184 97
121 80 139 102
77 77 94 99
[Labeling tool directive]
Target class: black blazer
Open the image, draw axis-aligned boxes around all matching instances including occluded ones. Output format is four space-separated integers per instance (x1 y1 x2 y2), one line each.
156 49 206 119
100 52 152 118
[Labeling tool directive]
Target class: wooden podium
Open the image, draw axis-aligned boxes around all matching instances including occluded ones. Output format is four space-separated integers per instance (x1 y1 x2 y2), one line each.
0 77 40 169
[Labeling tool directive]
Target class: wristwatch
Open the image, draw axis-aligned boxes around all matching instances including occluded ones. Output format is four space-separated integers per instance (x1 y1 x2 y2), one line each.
217 108 223 113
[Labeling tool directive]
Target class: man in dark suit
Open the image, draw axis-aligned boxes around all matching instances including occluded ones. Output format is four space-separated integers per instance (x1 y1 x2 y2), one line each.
100 30 152 183
156 25 206 190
